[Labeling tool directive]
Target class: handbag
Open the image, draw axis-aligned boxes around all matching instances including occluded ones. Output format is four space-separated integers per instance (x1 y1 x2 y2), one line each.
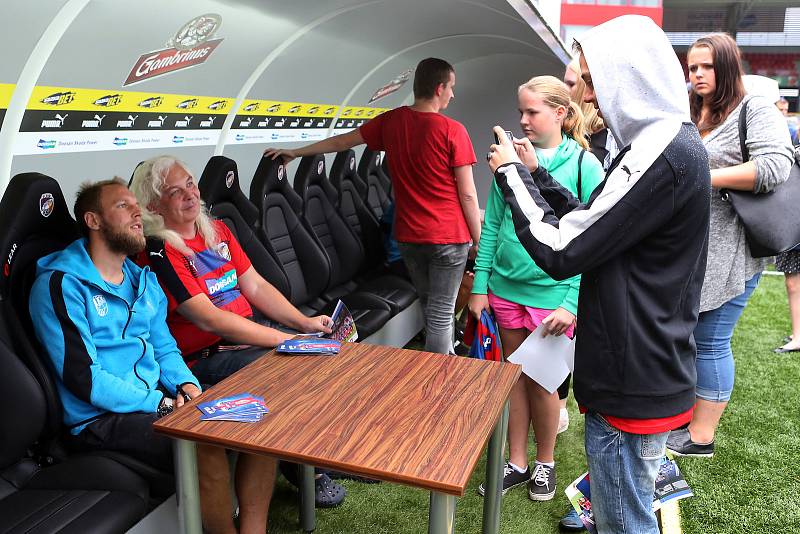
720 99 800 258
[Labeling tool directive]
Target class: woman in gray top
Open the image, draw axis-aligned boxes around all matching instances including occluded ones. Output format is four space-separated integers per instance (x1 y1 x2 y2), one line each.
667 33 794 458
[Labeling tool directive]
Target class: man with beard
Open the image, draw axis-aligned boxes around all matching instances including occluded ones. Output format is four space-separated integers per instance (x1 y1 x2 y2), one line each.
29 178 276 534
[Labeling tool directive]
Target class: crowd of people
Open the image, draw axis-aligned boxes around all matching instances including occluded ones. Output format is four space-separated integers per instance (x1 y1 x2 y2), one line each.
26 13 796 534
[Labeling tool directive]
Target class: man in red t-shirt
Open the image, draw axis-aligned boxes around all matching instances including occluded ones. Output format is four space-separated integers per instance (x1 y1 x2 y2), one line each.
265 58 481 354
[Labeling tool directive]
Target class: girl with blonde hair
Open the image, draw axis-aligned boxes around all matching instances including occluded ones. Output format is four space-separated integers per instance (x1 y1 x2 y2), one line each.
565 58 604 134
565 58 618 171
470 75 604 501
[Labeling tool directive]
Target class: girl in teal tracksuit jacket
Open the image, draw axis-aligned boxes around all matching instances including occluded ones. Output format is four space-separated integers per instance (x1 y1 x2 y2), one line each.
470 76 603 500
29 238 199 434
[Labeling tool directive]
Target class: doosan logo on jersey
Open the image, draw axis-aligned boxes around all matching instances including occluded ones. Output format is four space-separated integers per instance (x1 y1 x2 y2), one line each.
206 270 237 295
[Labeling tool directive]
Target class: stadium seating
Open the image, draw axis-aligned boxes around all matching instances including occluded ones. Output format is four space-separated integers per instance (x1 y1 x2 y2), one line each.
197 156 292 299
357 149 393 221
293 154 416 313
212 156 391 337
0 328 149 533
0 173 175 500
329 150 385 271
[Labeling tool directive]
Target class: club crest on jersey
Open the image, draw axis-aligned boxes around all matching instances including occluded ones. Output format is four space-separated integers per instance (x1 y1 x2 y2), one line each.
216 241 231 261
92 295 108 317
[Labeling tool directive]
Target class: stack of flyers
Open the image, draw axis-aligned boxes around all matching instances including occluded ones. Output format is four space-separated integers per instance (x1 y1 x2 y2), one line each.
325 300 358 343
276 338 341 355
197 393 269 422
565 456 693 532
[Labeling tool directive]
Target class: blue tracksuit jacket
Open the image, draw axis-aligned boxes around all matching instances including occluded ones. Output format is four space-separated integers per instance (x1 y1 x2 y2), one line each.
29 238 199 434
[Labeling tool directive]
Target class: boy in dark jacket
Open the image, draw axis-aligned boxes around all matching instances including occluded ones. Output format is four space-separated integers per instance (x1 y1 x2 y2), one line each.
487 15 710 534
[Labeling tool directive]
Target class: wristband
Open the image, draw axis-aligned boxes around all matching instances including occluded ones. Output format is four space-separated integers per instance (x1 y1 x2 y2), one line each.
177 384 192 402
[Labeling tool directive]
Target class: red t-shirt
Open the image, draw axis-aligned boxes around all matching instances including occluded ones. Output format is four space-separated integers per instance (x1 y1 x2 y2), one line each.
579 405 694 435
136 221 253 356
359 106 476 244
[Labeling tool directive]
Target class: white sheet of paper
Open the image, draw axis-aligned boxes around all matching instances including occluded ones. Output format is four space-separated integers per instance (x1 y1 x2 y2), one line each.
507 323 575 394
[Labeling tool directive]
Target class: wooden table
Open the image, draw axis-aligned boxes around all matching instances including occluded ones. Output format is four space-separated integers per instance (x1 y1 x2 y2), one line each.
154 343 521 534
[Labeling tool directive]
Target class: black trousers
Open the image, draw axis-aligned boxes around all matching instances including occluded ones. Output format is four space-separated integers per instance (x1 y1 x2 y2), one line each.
70 412 173 472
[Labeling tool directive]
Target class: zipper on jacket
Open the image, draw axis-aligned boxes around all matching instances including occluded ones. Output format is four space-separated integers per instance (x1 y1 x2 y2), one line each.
128 275 149 389
121 274 146 338
132 337 148 389
88 272 151 389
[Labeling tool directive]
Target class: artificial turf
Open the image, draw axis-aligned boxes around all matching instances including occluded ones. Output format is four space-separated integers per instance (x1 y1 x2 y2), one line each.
679 274 800 534
266 274 800 533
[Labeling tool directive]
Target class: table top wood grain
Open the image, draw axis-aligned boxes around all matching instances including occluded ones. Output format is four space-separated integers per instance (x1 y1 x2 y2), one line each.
154 343 521 496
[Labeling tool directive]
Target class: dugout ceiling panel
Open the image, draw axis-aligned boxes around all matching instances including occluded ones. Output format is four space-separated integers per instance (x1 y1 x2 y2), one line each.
0 2 69 84
3 0 567 209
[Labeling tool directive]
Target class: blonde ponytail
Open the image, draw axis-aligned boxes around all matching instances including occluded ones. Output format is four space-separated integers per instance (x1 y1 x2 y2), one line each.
518 75 589 149
563 101 589 149
567 59 605 134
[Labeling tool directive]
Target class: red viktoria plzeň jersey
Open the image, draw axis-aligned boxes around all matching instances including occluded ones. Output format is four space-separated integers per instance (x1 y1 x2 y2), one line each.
359 106 476 244
136 221 252 356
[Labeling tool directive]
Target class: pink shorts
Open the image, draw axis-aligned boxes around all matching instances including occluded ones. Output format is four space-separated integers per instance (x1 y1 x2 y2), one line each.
488 291 575 338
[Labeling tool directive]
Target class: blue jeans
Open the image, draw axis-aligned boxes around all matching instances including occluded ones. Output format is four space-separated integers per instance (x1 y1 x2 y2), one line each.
191 345 270 385
190 317 296 385
397 242 470 354
584 412 668 534
695 274 760 402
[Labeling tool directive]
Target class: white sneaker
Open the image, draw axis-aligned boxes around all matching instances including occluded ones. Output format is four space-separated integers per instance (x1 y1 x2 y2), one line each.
557 408 569 434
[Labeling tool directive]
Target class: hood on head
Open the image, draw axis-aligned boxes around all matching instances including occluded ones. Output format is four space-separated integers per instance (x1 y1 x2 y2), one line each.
575 15 690 148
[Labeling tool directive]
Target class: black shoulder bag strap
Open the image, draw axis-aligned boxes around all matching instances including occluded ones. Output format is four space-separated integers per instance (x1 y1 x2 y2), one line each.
738 98 750 163
577 149 585 201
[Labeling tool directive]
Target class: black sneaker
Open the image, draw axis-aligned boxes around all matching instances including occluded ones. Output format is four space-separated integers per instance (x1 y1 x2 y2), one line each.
528 463 556 501
666 428 714 458
477 462 530 496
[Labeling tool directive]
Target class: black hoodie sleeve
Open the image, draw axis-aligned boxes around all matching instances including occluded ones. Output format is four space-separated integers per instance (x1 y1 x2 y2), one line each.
528 165 582 217
493 160 678 280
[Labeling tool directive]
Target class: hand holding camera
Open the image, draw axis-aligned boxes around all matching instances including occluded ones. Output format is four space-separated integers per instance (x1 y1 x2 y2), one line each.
512 135 539 172
487 126 522 173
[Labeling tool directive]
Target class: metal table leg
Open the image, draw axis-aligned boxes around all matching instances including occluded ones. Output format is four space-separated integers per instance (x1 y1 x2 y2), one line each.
299 464 316 533
174 439 202 534
482 400 510 534
428 491 456 534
